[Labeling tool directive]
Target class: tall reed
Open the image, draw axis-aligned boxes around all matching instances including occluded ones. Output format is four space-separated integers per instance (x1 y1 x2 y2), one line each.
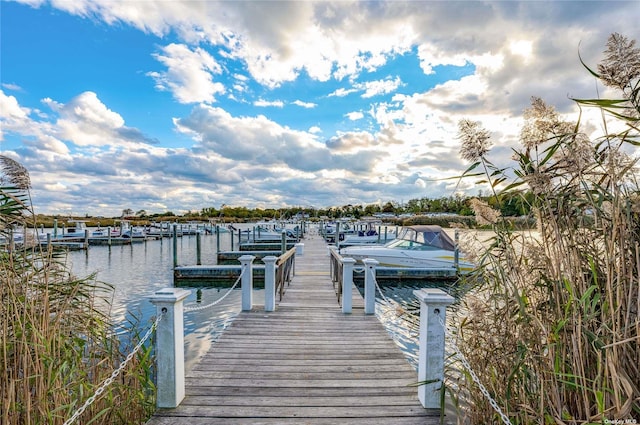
452 33 639 423
0 156 156 424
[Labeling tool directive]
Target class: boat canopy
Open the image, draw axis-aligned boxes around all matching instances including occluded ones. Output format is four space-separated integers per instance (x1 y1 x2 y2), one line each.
388 225 456 251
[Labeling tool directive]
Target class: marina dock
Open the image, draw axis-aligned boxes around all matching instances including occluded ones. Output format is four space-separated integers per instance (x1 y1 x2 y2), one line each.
147 232 444 424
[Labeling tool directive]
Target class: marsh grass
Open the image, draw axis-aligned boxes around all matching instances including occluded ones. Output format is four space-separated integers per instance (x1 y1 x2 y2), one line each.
1 156 156 424
449 33 640 423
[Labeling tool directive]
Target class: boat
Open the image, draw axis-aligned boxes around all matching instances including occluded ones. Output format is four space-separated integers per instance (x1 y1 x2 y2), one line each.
337 219 397 248
0 227 25 247
91 228 111 237
119 221 147 239
339 225 474 273
321 219 358 243
235 224 299 242
61 220 89 238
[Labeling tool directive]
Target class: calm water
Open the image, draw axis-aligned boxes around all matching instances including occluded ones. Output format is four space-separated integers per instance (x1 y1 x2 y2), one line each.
64 226 456 372
65 229 251 371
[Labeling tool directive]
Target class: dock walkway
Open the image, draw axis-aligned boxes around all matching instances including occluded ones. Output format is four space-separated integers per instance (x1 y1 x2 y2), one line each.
147 232 441 424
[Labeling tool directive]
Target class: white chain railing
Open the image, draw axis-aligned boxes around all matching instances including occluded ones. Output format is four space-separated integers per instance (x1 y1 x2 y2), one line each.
359 263 509 422
63 312 165 425
184 268 245 312
371 273 393 305
64 268 245 424
437 314 513 425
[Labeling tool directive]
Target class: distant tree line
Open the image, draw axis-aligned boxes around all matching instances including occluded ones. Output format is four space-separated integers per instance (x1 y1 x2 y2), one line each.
34 192 535 226
192 191 534 221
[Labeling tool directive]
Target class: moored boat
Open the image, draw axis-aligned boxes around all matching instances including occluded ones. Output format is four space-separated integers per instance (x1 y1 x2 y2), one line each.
339 225 474 273
61 220 89 238
337 219 397 247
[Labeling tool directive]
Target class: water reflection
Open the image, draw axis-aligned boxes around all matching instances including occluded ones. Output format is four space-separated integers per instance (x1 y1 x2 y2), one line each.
369 280 466 371
65 231 239 371
64 229 457 376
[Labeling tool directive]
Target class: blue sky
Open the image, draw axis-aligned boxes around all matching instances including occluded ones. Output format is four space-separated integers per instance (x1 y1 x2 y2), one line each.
1 0 639 216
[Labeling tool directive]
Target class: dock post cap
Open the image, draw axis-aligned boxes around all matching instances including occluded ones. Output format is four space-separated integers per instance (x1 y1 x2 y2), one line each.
413 288 455 305
149 287 191 302
342 257 356 264
262 255 278 263
238 255 256 261
362 258 379 267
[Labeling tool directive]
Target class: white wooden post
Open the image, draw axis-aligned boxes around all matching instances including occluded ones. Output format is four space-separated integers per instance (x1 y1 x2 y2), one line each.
341 258 356 314
239 255 255 311
149 287 191 408
263 255 277 312
362 258 378 314
414 288 455 409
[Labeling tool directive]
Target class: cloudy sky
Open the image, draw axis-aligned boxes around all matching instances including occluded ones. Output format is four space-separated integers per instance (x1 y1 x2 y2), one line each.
1 1 639 217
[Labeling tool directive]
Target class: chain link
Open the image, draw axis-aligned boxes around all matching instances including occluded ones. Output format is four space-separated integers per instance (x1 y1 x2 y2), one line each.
371 273 393 305
347 258 510 423
63 312 165 425
437 314 513 425
67 266 244 423
184 267 245 312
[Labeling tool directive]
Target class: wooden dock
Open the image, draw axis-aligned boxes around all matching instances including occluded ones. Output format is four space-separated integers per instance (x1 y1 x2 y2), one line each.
147 232 444 424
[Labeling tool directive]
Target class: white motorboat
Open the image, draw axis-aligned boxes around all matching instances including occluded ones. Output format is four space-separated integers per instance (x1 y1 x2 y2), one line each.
235 225 299 241
339 225 474 273
337 220 397 247
119 220 147 239
61 220 89 238
91 227 119 237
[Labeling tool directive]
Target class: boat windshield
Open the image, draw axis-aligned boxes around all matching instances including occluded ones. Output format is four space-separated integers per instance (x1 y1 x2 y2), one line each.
384 227 455 251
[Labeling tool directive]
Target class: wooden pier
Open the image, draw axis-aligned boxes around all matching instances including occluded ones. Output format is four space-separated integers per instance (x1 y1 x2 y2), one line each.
147 232 444 424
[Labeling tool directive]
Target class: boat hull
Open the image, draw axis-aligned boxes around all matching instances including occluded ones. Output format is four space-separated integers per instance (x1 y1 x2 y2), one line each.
340 247 474 273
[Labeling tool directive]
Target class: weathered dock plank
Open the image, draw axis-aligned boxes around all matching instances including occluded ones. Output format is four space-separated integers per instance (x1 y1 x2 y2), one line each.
147 231 448 424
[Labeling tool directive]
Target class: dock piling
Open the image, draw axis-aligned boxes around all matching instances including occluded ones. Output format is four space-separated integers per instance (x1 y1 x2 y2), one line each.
362 258 379 314
172 225 178 268
149 287 191 408
263 256 277 311
196 232 201 265
239 255 255 311
341 257 356 313
414 288 455 409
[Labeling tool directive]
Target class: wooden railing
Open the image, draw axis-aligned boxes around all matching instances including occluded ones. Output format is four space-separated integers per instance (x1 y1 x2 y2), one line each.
151 248 455 411
275 247 296 300
328 246 344 301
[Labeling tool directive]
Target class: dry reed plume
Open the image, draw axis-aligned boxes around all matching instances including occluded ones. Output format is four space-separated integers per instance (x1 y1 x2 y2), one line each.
451 33 640 424
0 155 156 424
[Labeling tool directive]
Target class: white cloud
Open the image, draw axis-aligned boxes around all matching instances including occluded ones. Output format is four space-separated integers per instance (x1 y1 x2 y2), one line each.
175 104 377 174
345 111 364 121
293 100 317 108
2 83 23 91
52 91 157 148
358 77 403 98
35 0 420 87
5 0 640 216
148 43 225 104
0 91 30 121
253 99 284 108
328 77 403 101
328 87 358 98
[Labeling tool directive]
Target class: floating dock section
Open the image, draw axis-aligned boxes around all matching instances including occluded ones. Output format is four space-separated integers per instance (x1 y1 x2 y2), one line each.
174 265 266 287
